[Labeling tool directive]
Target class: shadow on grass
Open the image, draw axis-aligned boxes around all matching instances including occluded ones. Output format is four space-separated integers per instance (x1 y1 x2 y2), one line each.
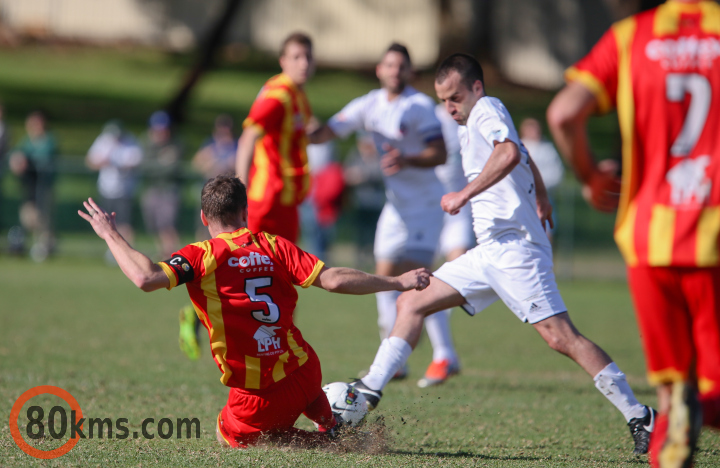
388 449 543 461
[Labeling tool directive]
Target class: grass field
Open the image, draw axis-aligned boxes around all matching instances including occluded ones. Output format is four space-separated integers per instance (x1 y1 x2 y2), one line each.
2 257 719 467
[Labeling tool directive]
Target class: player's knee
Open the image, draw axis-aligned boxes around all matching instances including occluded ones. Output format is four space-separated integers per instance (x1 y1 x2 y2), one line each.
544 333 570 355
396 291 421 319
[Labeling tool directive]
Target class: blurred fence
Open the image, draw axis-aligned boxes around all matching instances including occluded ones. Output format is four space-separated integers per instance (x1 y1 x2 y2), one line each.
0 158 620 260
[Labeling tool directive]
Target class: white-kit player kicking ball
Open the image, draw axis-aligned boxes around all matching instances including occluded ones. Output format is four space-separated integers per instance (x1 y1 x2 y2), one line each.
350 53 657 455
310 43 460 384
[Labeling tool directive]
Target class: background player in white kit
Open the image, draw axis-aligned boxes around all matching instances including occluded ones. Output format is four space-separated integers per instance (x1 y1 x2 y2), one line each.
350 53 657 455
310 43 460 385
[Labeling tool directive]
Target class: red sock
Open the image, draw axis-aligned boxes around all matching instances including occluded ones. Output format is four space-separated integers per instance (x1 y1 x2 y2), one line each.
303 392 336 431
649 413 668 468
700 391 720 429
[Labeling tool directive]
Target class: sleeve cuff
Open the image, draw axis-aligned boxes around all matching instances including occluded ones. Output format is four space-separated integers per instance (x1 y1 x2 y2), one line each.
158 262 178 290
242 118 266 136
564 66 613 114
300 260 325 288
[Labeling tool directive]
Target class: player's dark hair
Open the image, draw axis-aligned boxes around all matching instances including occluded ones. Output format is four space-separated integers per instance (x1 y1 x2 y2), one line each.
280 32 313 56
201 174 248 226
436 53 485 90
385 42 411 65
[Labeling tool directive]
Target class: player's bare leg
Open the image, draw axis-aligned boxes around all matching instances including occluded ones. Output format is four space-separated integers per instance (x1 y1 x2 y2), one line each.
532 312 612 376
356 277 465 408
375 259 458 381
533 312 656 454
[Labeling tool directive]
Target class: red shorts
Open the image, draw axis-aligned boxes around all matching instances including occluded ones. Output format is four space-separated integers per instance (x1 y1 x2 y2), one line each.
216 348 333 448
628 266 720 395
248 201 299 244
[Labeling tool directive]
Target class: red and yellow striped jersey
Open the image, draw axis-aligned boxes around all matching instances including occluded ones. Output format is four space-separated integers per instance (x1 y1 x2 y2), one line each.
243 73 312 217
158 228 324 390
567 0 720 267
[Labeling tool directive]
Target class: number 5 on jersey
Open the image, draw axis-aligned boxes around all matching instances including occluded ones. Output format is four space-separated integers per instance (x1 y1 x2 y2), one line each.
245 277 280 323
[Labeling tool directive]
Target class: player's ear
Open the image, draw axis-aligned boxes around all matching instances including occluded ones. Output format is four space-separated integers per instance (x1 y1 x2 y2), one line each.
240 207 248 226
472 80 484 97
200 210 209 227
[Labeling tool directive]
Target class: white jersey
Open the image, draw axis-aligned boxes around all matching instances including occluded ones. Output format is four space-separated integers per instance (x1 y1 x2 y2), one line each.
434 104 466 193
328 86 445 216
459 96 549 246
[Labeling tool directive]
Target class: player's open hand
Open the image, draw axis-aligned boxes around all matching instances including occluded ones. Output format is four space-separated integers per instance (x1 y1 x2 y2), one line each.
397 268 432 291
78 197 118 240
441 191 467 215
583 160 621 213
380 143 405 176
536 191 554 230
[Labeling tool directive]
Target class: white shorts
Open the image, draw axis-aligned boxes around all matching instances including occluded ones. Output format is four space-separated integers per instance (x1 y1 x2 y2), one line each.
433 231 566 324
438 206 474 257
374 202 444 263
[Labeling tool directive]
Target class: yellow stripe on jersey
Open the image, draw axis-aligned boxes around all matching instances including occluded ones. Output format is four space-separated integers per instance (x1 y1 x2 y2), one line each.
613 16 639 267
248 141 270 202
158 262 178 290
648 205 676 266
565 66 613 114
654 0 720 36
615 202 638 266
697 207 720 266
194 243 232 386
301 261 325 288
272 351 290 382
287 330 308 366
216 229 248 251
700 1 720 34
278 93 296 206
244 355 261 389
263 232 278 255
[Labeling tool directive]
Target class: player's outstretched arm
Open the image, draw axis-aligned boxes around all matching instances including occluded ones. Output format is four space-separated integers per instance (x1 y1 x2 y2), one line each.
235 125 262 185
380 139 447 176
441 140 520 215
546 82 620 212
528 156 554 230
307 124 337 145
78 198 170 292
312 266 431 295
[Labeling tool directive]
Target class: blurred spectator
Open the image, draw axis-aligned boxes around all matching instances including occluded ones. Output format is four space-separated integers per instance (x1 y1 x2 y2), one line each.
300 140 344 261
191 114 237 180
8 111 58 261
0 103 9 163
86 120 143 262
520 117 565 240
140 111 182 258
343 131 385 268
191 115 237 240
0 103 10 233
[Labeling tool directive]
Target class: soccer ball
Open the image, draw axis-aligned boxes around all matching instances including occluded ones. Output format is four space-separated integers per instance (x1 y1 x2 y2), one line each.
322 382 368 427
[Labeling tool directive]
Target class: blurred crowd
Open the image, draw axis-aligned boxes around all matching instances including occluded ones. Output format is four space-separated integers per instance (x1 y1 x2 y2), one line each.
1 106 563 265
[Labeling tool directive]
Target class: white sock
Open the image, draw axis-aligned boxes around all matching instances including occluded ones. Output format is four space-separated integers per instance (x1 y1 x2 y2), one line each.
376 290 400 340
593 362 648 422
424 310 457 363
361 336 413 391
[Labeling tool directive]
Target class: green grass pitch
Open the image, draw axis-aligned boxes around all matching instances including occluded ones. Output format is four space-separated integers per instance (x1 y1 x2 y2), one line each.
1 257 719 466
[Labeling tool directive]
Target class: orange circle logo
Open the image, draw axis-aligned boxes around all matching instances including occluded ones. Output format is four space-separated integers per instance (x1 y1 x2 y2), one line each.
9 386 83 459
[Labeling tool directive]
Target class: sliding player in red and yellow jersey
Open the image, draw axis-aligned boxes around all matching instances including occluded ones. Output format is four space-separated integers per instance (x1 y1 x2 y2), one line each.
78 175 430 448
236 32 314 244
548 1 720 466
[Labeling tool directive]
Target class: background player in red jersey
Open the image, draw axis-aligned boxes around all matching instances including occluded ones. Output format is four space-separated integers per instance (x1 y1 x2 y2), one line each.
547 1 720 466
77 175 431 448
235 32 315 244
